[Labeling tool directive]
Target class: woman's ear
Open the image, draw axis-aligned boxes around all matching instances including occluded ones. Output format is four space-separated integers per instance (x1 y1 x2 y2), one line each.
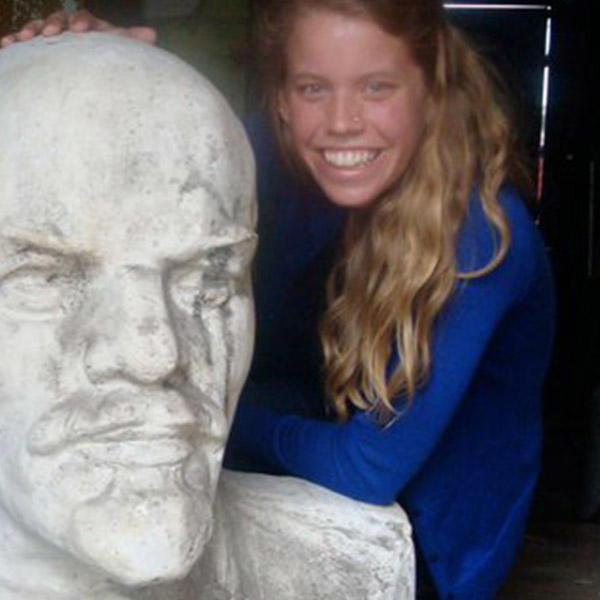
277 89 291 123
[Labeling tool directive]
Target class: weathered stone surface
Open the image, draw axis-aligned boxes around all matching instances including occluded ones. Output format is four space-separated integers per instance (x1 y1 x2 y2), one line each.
194 471 415 600
0 32 256 599
0 32 414 600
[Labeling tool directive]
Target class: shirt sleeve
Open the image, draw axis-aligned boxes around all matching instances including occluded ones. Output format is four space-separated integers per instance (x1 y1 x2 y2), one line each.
226 194 543 505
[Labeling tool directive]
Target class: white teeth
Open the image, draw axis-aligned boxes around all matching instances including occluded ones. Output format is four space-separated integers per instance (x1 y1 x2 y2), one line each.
323 149 378 168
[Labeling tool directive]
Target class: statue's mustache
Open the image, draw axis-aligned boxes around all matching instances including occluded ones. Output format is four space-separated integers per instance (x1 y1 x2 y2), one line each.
26 387 221 456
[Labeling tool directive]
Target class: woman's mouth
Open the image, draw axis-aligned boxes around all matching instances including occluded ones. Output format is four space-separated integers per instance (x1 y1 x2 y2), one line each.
322 149 380 168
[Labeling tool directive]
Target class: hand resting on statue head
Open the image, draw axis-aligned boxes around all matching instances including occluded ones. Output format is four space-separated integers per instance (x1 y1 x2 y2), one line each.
0 9 156 48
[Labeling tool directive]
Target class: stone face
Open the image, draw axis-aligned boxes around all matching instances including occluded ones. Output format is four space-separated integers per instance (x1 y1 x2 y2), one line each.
0 32 256 597
0 32 414 600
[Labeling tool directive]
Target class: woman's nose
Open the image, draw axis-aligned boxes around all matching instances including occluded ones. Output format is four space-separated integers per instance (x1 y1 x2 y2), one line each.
327 92 364 135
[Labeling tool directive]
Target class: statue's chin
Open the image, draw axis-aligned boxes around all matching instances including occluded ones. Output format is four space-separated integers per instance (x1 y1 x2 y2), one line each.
69 491 212 586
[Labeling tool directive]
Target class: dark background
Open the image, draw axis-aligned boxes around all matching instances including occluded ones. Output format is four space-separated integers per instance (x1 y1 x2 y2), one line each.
447 1 598 522
1 0 597 521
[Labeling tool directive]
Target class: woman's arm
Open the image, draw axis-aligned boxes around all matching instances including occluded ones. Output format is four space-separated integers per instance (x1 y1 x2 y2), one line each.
228 274 512 504
226 192 554 505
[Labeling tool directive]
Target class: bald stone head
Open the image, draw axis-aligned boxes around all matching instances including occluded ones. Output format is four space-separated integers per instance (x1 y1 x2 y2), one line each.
0 33 256 594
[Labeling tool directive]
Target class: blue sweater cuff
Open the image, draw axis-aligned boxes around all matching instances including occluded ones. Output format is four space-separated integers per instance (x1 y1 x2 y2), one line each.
225 401 286 474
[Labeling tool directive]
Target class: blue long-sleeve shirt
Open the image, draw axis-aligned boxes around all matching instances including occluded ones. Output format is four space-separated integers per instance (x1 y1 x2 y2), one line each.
227 112 555 600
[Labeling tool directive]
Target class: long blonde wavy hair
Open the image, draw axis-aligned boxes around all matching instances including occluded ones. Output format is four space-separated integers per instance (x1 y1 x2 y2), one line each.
255 0 531 421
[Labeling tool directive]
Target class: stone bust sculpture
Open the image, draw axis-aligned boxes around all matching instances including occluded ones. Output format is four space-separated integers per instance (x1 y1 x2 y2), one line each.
0 33 414 600
0 31 256 598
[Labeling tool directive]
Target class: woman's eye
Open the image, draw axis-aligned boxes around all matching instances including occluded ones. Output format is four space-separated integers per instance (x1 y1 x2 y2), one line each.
0 268 71 318
364 81 395 96
298 83 326 98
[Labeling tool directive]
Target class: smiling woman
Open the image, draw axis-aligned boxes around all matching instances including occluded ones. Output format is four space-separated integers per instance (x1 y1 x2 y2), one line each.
230 1 555 599
254 0 533 421
276 9 431 208
0 2 556 599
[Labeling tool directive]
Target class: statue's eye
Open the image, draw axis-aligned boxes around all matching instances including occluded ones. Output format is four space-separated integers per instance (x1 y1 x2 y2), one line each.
0 266 72 319
195 284 230 308
169 238 255 315
170 265 231 313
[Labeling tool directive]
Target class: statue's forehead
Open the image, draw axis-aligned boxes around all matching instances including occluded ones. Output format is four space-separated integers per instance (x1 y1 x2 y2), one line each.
0 164 256 264
1 52 236 183
0 33 256 232
0 34 256 266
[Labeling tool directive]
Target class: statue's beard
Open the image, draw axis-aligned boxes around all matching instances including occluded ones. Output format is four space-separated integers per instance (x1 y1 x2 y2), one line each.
67 471 213 586
9 386 227 585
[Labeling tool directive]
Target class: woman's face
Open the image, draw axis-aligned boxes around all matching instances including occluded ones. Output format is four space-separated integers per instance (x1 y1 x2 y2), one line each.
278 8 431 208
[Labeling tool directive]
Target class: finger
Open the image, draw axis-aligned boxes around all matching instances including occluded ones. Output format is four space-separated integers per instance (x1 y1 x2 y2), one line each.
67 9 156 43
15 19 45 41
68 9 111 32
126 26 157 44
91 24 157 44
0 34 16 48
41 10 69 36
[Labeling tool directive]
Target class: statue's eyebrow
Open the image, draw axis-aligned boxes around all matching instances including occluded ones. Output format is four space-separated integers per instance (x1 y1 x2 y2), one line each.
0 227 75 258
0 230 84 280
169 228 257 265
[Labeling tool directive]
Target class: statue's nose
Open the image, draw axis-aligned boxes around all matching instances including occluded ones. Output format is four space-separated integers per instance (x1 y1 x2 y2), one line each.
84 269 180 385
